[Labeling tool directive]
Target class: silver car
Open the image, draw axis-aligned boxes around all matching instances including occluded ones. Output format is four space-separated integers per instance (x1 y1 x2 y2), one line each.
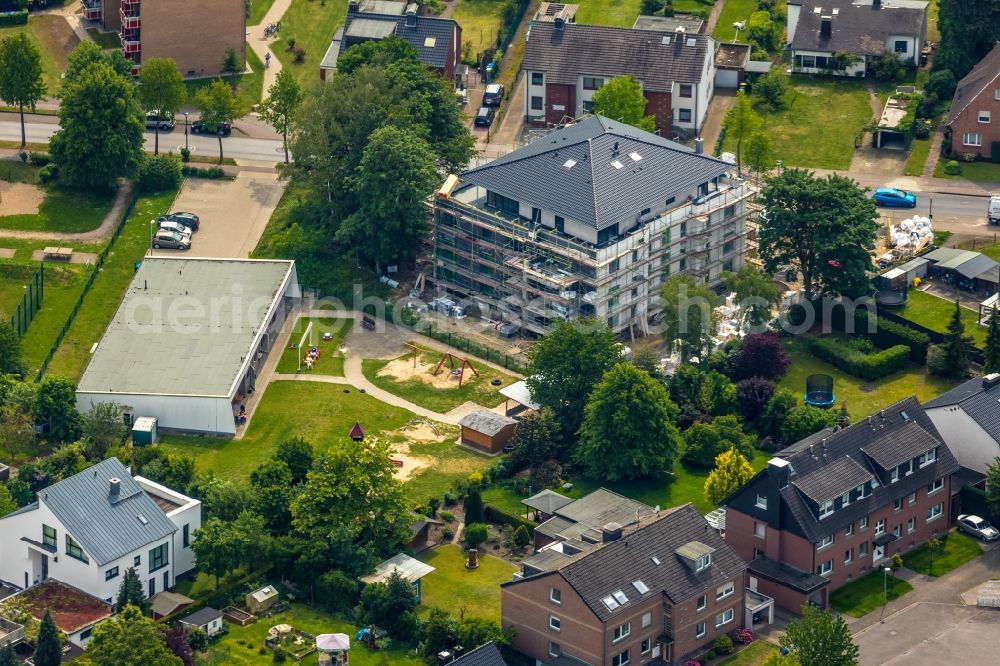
158 221 192 238
957 514 999 542
152 230 190 250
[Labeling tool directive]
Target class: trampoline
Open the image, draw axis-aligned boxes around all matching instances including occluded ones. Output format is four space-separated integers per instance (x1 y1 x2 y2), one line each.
804 373 836 408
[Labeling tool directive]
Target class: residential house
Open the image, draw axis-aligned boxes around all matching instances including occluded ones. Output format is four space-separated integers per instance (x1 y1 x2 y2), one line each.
319 0 462 81
451 641 509 666
7 579 113 647
724 397 958 613
522 21 717 134
924 373 1000 489
946 43 1000 159
0 457 201 604
787 0 928 77
428 115 753 338
522 487 655 551
501 502 749 666
459 410 518 453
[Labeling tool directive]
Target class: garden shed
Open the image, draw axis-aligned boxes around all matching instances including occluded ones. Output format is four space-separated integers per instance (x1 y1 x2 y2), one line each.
180 606 224 637
459 410 518 454
246 585 280 614
359 553 435 604
924 248 1000 292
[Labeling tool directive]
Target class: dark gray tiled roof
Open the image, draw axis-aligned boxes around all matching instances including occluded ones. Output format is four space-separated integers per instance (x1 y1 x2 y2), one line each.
791 456 874 504
789 0 927 56
459 410 517 436
41 458 177 566
181 607 223 626
860 419 940 469
524 21 711 91
948 43 1000 126
522 488 575 514
748 556 829 594
451 642 508 666
338 11 457 70
460 115 730 230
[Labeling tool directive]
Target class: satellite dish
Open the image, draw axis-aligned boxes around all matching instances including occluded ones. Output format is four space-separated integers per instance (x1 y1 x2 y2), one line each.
733 21 745 30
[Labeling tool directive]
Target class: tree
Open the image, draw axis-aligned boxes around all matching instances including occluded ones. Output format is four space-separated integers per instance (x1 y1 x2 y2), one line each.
115 567 149 614
221 47 243 89
507 407 561 469
232 510 272 572
925 537 943 576
732 332 790 380
985 457 1000 518
683 414 756 468
138 57 186 155
704 447 755 506
756 386 800 442
590 75 656 132
724 265 780 331
985 310 1000 373
0 485 16 518
722 90 761 174
259 69 302 164
336 125 439 270
191 518 242 589
63 41 131 85
0 403 33 464
780 604 859 666
759 169 879 299
419 608 457 658
275 436 313 484
0 643 17 666
576 363 684 481
641 0 663 13
82 402 126 460
163 623 195 666
50 61 144 190
513 524 530 549
34 377 81 442
871 53 903 82
941 300 972 378
924 69 957 101
934 1 1000 80
336 35 420 75
464 522 489 548
782 405 837 445
0 322 26 377
86 604 183 666
201 477 253 521
746 10 781 51
187 627 208 652
752 69 787 109
0 33 45 150
660 274 720 361
737 377 775 422
34 610 62 666
250 459 294 533
194 79 243 163
527 320 620 438
464 487 484 525
743 130 774 182
357 570 417 641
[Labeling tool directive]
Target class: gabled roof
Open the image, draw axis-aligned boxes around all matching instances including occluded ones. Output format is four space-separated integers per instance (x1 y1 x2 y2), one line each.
791 456 874 504
923 248 1000 280
522 488 575 514
181 606 223 626
925 376 1000 474
337 11 458 70
459 410 517 436
451 642 508 666
948 43 1000 126
34 458 177 566
789 0 928 56
460 115 730 230
524 21 712 91
537 487 655 544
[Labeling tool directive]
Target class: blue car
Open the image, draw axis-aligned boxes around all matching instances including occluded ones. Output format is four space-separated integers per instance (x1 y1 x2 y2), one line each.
873 187 917 208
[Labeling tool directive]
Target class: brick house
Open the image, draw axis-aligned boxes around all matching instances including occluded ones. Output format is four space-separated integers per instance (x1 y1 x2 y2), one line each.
522 21 716 135
724 397 958 614
501 502 747 666
946 43 1000 159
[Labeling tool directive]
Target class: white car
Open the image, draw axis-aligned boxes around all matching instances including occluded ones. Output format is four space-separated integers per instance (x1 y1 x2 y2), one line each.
158 221 193 238
957 514 999 542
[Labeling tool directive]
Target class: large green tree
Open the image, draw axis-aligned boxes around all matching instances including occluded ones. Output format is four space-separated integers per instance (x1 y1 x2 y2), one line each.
34 610 62 666
526 320 620 439
191 518 242 589
507 407 562 469
137 57 186 155
941 299 972 378
722 89 761 174
250 459 295 533
934 0 1000 80
0 32 46 149
259 69 302 164
590 75 656 132
232 510 272 572
660 274 720 361
743 130 774 182
782 404 837 445
759 169 879 299
780 604 859 666
723 264 780 331
576 363 683 481
115 566 149 614
82 401 126 460
63 41 132 85
985 456 1000 518
336 125 439 270
704 447 755 506
50 61 144 190
85 604 183 666
34 377 82 443
194 79 243 164
682 414 756 468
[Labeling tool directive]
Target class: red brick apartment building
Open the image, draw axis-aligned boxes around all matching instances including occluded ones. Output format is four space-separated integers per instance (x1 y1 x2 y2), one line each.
501 502 747 666
86 0 245 76
947 43 1000 159
724 397 958 613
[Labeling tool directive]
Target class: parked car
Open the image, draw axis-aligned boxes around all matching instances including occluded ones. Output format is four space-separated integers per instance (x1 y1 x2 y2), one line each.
145 111 175 130
159 212 200 231
191 120 232 136
482 83 504 107
152 230 191 250
957 514 999 541
157 220 193 238
873 187 917 208
474 106 496 128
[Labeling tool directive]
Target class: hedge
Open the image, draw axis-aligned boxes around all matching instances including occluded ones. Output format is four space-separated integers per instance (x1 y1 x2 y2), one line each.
808 338 910 381
824 304 930 364
181 165 228 179
0 9 27 25
484 504 536 533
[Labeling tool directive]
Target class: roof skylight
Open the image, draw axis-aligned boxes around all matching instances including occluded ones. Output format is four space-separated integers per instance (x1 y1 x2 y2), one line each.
602 595 620 610
632 580 649 595
612 589 628 605
628 152 642 162
611 160 624 169
563 159 577 169
424 37 436 47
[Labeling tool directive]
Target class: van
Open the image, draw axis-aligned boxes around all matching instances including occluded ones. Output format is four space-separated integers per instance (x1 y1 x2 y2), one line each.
989 196 1000 224
145 111 175 130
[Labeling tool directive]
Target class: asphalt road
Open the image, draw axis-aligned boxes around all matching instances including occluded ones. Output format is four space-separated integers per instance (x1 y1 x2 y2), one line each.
877 192 995 238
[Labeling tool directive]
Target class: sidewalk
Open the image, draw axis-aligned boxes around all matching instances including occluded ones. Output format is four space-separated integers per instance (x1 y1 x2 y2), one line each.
246 0 294 103
810 167 997 198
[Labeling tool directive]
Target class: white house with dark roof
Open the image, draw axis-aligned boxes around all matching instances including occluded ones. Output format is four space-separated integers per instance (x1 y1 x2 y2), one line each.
924 374 1000 486
0 458 200 604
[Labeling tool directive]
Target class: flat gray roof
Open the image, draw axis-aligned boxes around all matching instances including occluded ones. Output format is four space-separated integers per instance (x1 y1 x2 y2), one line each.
78 258 295 398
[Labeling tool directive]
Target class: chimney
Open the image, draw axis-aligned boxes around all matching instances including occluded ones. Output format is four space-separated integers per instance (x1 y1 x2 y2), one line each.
612 141 620 155
984 373 1000 390
820 15 832 38
554 16 565 30
348 0 359 13
694 137 704 154
109 477 121 498
405 3 417 26
602 522 623 543
767 458 791 489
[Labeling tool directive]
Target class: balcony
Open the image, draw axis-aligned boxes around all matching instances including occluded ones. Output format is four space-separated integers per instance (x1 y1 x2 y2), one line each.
121 37 141 55
122 0 141 10
119 7 140 30
82 1 101 21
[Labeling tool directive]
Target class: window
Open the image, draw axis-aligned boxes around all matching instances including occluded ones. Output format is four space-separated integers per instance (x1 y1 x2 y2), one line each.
963 132 983 147
609 258 620 273
716 581 734 600
149 543 169 573
801 55 816 68
695 622 706 638
549 642 561 657
918 447 938 467
892 524 901 538
928 478 944 495
550 587 561 604
840 492 850 507
875 519 885 535
582 100 594 112
756 494 767 509
665 196 676 207
908 492 917 505
680 84 693 98
66 534 88 563
532 72 544 86
890 467 899 483
860 516 869 530
753 547 764 559
80 628 92 641
908 517 916 533
642 638 651 654
894 40 908 53
996 89 1000 101
42 524 56 549
105 567 120 581
927 503 943 522
583 77 604 90
697 594 707 611
549 616 561 631
818 535 833 550
554 216 565 233
819 500 834 519
715 608 734 627
857 483 872 499
816 560 833 577
980 110 992 124
642 612 652 628
531 96 543 111
612 650 630 666
754 521 766 539
845 523 854 537
844 548 853 565
613 622 631 642
859 541 869 557
696 553 712 572
678 109 692 122
894 498 903 512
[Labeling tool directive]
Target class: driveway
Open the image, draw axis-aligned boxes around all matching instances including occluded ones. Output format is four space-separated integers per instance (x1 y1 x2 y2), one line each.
165 172 286 258
854 603 1000 666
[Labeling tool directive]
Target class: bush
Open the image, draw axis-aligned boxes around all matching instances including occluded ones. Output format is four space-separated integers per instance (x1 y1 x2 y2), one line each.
441 511 455 522
824 306 929 363
733 627 753 644
181 165 227 179
926 344 950 376
37 163 58 183
682 415 756 468
484 504 536 532
808 338 910 380
513 524 530 549
441 526 454 540
180 146 191 163
714 634 734 655
914 120 931 139
443 491 456 506
28 151 50 166
293 47 306 63
139 154 183 191
0 9 28 26
18 150 27 163
188 628 208 652
641 0 663 13
465 522 489 548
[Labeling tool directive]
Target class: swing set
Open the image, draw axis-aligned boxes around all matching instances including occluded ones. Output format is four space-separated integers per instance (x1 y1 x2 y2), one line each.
432 351 479 387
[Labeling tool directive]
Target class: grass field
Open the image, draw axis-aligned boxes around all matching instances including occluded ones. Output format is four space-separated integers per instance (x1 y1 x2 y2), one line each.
0 17 71 96
417 544 517 622
719 641 779 666
830 570 913 617
42 188 179 381
275 316 352 375
270 0 348 87
0 264 39 320
402 436 491 504
85 27 122 49
454 0 506 55
777 337 959 419
724 76 872 170
248 0 278 25
904 137 933 177
0 182 116 233
713 0 760 41
903 530 982 577
183 44 265 113
934 159 1000 183
894 289 986 348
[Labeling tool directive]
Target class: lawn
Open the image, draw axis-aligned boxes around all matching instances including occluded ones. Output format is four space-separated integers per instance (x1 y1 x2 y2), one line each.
275 316 352 375
719 641 779 666
0 176 116 233
42 188 179 381
416 544 517 622
203 602 424 666
453 0 506 55
830 570 913 617
85 27 123 49
361 345 517 413
934 159 1000 183
902 530 982 577
713 0 760 41
904 137 933 177
894 289 986 348
270 0 348 87
723 75 873 170
0 264 38 321
402 436 492 505
183 44 265 113
778 337 959 420
0 16 71 95
248 0 278 25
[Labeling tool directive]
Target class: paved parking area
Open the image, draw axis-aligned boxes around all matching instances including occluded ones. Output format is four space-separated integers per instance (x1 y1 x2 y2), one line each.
855 602 1000 666
165 172 286 258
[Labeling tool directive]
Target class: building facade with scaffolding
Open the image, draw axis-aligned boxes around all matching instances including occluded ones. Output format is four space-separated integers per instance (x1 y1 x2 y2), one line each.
426 115 755 338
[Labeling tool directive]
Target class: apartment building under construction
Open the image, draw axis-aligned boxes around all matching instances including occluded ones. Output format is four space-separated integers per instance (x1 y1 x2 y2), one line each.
427 115 755 338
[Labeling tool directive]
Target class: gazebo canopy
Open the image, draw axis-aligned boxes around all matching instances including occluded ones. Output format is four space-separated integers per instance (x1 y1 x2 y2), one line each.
316 633 350 652
359 552 435 585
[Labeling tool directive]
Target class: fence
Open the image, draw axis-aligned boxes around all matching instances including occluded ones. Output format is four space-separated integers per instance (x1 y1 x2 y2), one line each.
7 264 43 336
950 234 1000 252
34 186 142 382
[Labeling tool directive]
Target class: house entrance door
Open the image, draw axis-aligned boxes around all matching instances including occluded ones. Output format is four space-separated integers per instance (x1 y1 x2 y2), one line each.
873 544 885 562
41 555 48 581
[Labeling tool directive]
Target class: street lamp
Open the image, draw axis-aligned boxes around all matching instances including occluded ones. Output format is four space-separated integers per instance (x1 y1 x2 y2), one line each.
879 566 892 623
184 112 190 151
